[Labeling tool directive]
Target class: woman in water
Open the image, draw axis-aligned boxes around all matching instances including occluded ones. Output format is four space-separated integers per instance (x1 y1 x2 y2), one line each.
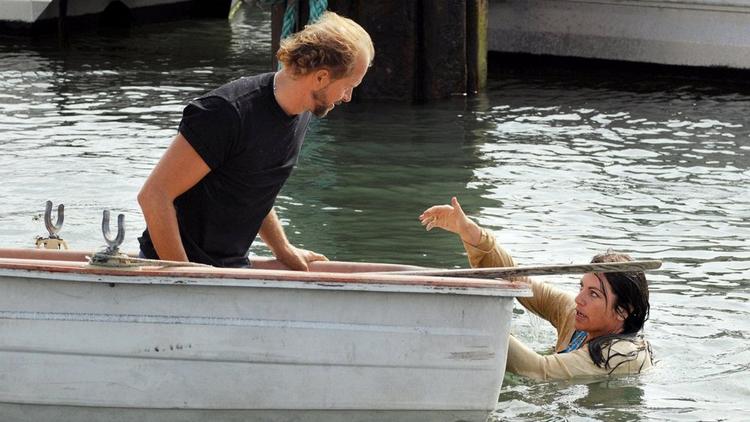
419 197 653 380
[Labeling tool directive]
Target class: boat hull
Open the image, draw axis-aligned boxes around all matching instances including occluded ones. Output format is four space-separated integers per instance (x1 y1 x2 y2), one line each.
0 251 529 421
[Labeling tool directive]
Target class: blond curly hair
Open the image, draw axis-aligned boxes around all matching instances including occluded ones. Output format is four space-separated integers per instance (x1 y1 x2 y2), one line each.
276 11 374 79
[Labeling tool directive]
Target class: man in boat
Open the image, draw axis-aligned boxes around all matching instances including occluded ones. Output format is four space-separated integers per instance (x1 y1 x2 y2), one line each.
419 197 653 380
137 12 374 269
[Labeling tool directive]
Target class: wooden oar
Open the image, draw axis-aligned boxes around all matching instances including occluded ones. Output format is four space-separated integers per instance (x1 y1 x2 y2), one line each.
376 260 662 279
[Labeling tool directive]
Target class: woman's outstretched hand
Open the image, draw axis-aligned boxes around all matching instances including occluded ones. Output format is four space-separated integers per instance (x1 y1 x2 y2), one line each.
419 196 481 245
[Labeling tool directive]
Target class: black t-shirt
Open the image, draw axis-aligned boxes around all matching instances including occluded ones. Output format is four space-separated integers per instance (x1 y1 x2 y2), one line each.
139 73 312 267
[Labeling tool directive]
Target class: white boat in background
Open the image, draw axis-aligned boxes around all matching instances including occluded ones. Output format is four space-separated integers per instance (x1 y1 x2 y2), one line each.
0 0 229 29
490 0 750 69
0 247 531 422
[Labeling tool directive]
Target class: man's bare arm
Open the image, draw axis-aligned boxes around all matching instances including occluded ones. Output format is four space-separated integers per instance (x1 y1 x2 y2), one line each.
258 208 328 271
137 133 210 262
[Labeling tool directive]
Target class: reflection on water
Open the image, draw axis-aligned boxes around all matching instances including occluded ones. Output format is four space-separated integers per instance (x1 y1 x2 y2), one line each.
1 5 748 421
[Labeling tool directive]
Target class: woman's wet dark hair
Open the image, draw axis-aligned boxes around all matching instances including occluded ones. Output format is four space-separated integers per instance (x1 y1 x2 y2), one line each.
586 251 651 371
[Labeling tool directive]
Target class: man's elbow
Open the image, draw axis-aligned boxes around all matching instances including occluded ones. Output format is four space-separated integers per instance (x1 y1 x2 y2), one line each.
138 184 168 216
137 185 151 211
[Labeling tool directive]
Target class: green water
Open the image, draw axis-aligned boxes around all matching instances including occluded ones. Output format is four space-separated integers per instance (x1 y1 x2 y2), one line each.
1 5 748 421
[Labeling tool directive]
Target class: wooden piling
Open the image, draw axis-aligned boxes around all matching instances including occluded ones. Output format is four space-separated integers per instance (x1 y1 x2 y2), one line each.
420 0 467 100
345 0 419 101
466 0 488 94
271 2 284 69
57 0 68 41
271 0 487 101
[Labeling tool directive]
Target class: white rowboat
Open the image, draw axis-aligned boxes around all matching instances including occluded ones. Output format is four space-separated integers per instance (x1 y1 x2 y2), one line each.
0 248 531 422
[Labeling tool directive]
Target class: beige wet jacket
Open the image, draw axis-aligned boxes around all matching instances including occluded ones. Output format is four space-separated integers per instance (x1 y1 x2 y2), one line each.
463 229 653 381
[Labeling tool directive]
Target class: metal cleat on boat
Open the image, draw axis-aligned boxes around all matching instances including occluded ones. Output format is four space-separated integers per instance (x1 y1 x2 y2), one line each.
35 200 69 250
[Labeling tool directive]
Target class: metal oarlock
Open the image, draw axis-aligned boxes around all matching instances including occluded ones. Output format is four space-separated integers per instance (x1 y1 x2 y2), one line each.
88 209 133 267
44 200 64 238
35 201 68 250
101 210 125 254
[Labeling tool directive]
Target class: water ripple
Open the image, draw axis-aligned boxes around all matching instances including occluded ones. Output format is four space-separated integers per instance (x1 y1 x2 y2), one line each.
1 5 749 421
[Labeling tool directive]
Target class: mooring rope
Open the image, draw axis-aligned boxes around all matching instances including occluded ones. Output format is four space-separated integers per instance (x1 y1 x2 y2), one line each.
258 0 328 40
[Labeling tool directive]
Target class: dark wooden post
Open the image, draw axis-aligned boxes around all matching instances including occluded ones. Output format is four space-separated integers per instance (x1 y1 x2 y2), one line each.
271 3 285 69
420 0 467 100
350 0 419 101
298 0 310 27
58 0 68 42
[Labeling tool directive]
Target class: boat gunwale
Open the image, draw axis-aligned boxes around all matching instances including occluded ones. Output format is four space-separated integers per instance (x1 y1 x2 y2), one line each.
0 256 532 297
